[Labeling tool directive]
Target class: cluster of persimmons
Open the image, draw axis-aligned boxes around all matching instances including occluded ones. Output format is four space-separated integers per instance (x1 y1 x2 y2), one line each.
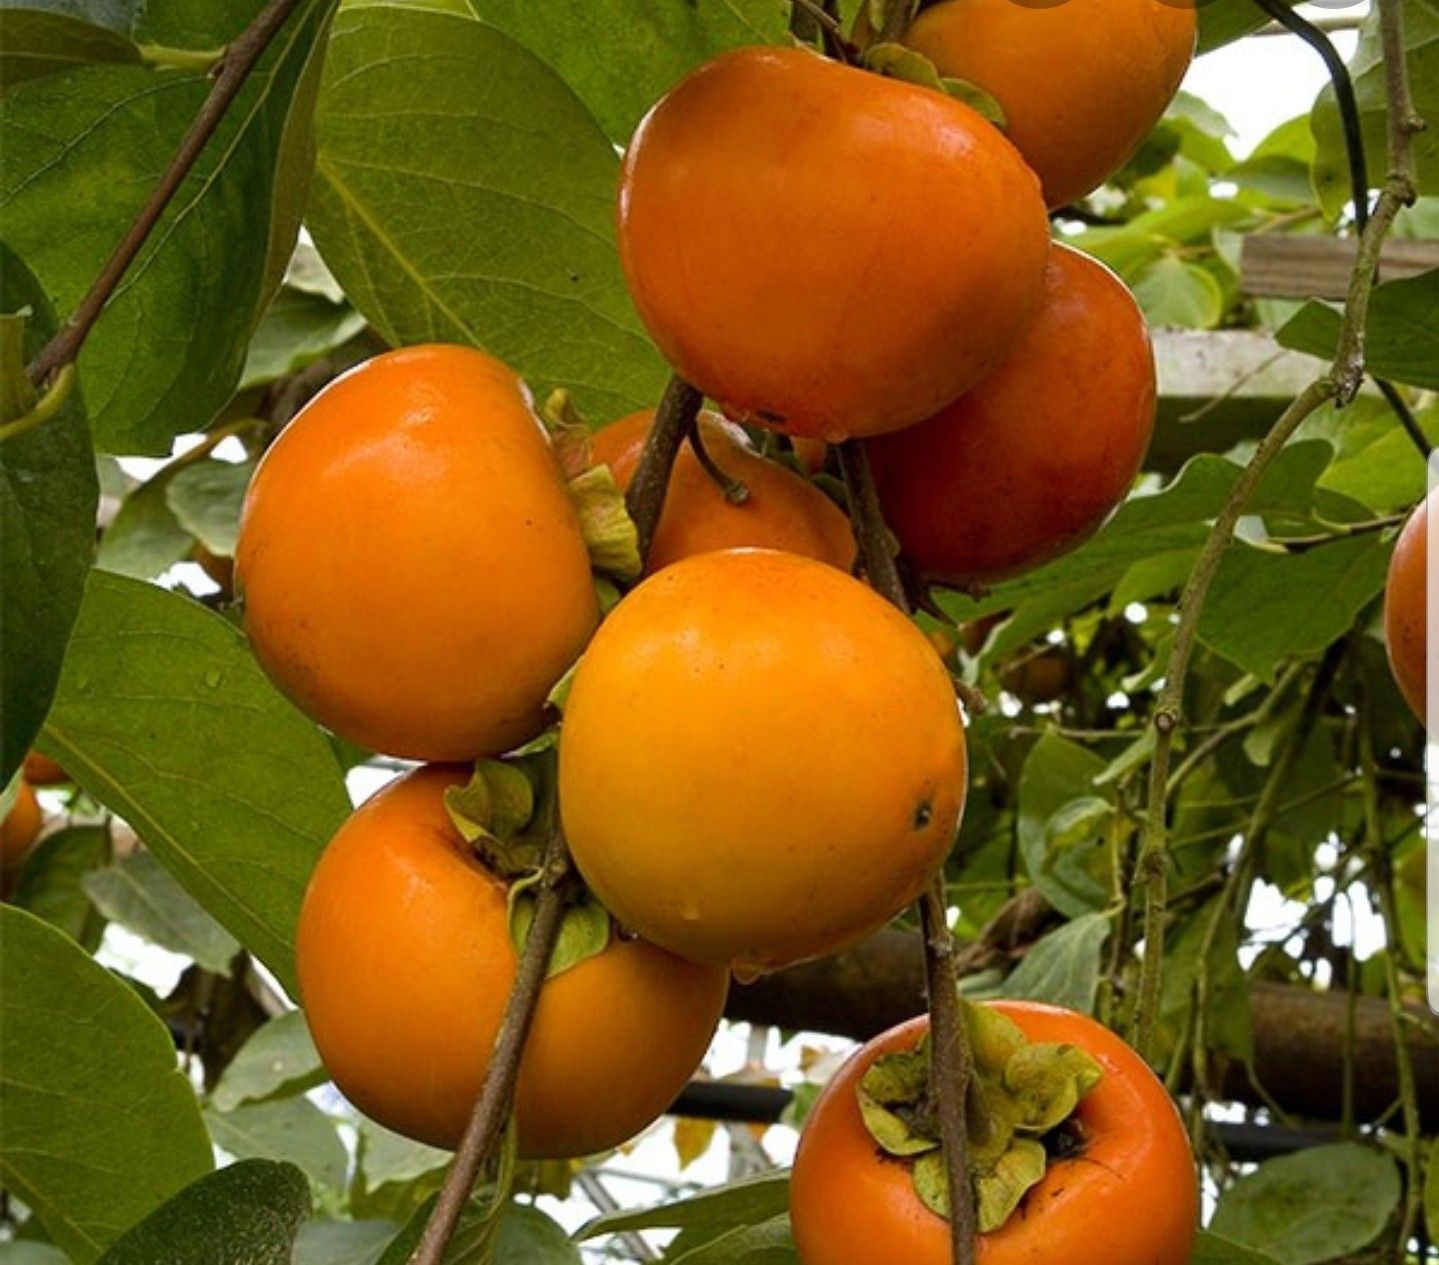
229 2 1213 1260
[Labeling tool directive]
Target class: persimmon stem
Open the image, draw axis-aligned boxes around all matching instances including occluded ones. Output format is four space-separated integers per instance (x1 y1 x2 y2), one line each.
25 0 309 390
1132 0 1422 1060
838 438 978 1265
625 374 703 558
687 417 750 505
408 817 572 1265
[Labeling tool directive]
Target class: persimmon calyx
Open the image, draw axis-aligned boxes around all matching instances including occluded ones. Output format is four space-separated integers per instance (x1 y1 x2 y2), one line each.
855 1002 1102 1232
861 42 1007 129
543 389 643 582
509 874 613 980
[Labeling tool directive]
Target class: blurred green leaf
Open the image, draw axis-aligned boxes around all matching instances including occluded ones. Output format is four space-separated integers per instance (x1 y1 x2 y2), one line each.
1134 256 1225 328
10 824 110 948
0 8 139 86
1001 912 1111 1014
292 1220 397 1265
211 1010 324 1111
205 1098 348 1196
165 459 254 557
240 285 366 390
96 471 196 580
1016 735 1113 918
578 1173 790 1239
0 905 212 1262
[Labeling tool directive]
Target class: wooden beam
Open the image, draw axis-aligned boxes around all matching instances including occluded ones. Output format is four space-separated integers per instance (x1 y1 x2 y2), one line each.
1241 234 1439 300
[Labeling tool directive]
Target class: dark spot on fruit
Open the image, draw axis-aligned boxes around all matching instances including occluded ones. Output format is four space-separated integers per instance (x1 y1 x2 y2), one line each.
758 409 784 424
914 800 933 829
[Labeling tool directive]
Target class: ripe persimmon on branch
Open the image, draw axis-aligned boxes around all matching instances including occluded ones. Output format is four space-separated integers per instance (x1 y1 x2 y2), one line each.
1131 0 1424 1059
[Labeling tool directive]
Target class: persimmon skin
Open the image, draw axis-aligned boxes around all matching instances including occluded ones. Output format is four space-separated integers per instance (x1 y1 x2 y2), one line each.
1 781 41 871
296 766 728 1159
617 46 1050 441
791 1002 1198 1265
559 549 966 972
900 0 1197 208
236 345 599 762
21 752 67 786
1384 495 1427 723
592 411 855 573
868 245 1155 586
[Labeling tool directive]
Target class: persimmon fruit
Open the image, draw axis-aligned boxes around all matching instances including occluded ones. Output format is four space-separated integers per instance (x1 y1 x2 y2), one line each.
617 46 1050 441
868 244 1155 586
1 781 42 872
592 410 854 573
895 0 1197 208
1384 494 1428 723
559 548 966 973
790 1002 1198 1265
21 752 67 786
236 345 599 762
296 765 728 1159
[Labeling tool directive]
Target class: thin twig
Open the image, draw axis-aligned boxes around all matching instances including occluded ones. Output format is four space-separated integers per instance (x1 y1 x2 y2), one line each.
409 823 572 1265
838 439 977 1265
687 418 749 505
1132 0 1423 1060
788 0 858 62
625 375 702 560
25 0 310 388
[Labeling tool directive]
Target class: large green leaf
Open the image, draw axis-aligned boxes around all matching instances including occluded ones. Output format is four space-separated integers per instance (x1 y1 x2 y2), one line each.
466 0 787 143
205 1098 348 1196
1197 533 1391 680
39 571 349 994
308 0 666 425
578 1172 790 1240
94 1160 309 1265
211 1009 324 1111
0 245 98 787
0 7 139 86
1311 0 1439 218
0 906 212 1262
1211 1142 1400 1265
1000 912 1111 1014
0 0 335 454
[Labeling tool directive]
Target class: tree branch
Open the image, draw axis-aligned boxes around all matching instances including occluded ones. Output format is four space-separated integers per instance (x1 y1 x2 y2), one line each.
838 439 977 1265
24 0 310 389
624 374 702 559
1132 0 1424 1059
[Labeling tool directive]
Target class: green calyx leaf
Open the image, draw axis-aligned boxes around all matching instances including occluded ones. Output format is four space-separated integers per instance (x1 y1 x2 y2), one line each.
861 43 1007 129
1003 1042 1104 1134
509 877 613 980
0 310 36 424
964 1000 1026 1076
858 1045 939 1157
975 1139 1048 1232
444 760 538 873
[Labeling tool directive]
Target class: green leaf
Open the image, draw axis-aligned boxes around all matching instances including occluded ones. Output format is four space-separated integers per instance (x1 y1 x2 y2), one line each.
9 824 109 948
1311 0 1439 218
1157 898 1253 1066
41 571 349 994
205 1098 348 1196
1211 1142 1401 1265
84 850 242 972
1191 1231 1286 1265
355 1118 450 1194
463 0 788 143
96 471 196 580
661 1214 796 1264
1276 270 1439 391
1133 255 1225 329
0 8 140 87
578 1173 790 1239
1199 0 1296 53
210 1010 325 1112
971 1138 1047 1232
240 284 367 390
0 244 97 786
1197 534 1390 681
308 1 665 426
164 459 254 556
94 1160 309 1265
0 905 212 1262
1016 735 1113 918
292 1220 399 1265
0 0 335 453
1000 912 1111 1014
495 1203 582 1264
0 1245 71 1265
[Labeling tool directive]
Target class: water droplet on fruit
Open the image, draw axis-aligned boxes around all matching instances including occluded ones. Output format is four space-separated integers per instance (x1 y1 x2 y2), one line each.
731 962 767 985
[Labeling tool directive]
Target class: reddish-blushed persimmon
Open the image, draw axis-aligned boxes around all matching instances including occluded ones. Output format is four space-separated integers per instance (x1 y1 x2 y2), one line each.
559 549 966 973
867 245 1155 586
1384 494 1427 723
790 1002 1198 1265
1 781 42 872
296 765 728 1159
896 0 1197 208
616 46 1050 441
236 345 599 762
21 752 67 786
592 411 854 573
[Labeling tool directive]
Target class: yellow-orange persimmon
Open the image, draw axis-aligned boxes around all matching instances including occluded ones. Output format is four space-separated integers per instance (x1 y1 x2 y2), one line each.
1384 494 1428 723
236 345 599 762
617 46 1049 441
592 411 854 573
897 0 1197 208
1 781 42 872
559 549 966 973
791 1002 1198 1265
868 245 1155 585
297 765 728 1158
